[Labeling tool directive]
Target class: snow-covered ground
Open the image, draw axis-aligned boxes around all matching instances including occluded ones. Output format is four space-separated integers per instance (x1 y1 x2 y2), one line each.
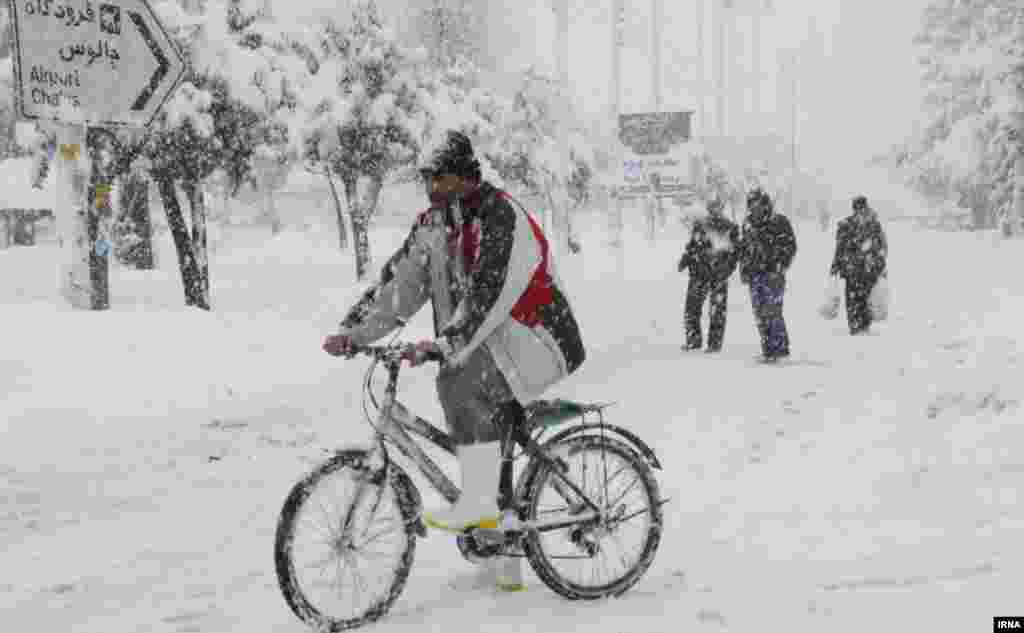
2 202 1022 632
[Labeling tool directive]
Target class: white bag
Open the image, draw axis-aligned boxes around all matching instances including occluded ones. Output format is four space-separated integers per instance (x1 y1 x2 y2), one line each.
819 276 841 320
869 275 890 321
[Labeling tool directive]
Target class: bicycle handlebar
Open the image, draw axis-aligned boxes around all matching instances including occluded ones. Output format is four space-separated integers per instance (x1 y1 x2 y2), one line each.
348 342 445 364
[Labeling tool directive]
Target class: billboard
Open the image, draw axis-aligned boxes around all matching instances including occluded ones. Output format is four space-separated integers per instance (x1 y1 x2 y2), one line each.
615 111 700 200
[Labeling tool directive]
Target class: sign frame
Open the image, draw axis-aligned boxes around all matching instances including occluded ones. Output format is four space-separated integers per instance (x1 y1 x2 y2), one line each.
8 0 189 129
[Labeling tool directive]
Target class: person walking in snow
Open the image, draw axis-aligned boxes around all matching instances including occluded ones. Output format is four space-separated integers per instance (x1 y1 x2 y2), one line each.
321 130 586 591
830 195 888 335
677 198 740 352
738 188 797 362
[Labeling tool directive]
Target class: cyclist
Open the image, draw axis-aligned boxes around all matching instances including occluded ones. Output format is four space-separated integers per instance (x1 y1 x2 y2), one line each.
323 130 586 538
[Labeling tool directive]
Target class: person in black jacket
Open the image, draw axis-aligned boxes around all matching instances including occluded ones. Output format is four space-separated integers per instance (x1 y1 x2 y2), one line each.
830 195 888 335
738 188 797 362
677 199 740 352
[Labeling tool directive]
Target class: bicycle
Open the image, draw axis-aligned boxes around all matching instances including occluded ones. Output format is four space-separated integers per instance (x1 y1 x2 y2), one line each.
274 341 668 631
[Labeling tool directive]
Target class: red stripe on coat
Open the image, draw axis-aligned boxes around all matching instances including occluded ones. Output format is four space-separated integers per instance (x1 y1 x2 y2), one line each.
509 208 555 328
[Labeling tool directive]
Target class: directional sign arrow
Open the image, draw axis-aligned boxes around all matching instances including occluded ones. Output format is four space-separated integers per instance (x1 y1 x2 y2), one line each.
129 12 170 112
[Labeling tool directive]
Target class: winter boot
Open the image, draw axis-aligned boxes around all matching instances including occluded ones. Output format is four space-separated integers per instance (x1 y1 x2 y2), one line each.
493 556 525 592
424 441 501 532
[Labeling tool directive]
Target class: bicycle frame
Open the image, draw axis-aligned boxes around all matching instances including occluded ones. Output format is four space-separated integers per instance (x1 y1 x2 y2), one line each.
372 359 461 505
364 357 606 526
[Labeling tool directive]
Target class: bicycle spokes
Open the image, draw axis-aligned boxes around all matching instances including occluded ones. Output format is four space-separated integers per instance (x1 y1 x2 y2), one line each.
523 436 663 598
288 466 409 622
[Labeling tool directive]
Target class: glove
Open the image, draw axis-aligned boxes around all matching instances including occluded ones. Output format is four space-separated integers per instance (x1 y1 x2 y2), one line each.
402 340 443 367
323 333 356 357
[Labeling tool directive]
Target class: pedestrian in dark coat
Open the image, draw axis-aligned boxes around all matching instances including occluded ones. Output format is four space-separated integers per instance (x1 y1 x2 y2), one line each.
677 199 740 352
738 188 797 362
830 195 888 335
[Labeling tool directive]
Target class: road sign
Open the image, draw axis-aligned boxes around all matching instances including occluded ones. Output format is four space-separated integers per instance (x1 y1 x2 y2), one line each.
9 0 188 128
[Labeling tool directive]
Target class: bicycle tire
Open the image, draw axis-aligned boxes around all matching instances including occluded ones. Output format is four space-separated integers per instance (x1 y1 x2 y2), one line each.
274 450 420 631
520 435 663 600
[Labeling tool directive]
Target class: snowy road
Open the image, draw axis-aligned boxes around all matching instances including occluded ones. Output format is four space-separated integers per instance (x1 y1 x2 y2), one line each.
2 214 1022 632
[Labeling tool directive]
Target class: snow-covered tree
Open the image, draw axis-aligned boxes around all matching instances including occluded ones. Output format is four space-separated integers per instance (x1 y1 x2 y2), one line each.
294 0 432 280
227 0 312 235
113 0 284 309
900 0 1024 229
411 0 483 68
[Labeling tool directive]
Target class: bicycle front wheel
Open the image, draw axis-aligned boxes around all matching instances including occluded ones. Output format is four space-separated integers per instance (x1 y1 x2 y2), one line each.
521 435 663 600
274 450 419 631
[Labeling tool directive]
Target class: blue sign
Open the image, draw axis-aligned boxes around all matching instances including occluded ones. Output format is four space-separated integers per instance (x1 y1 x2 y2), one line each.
623 159 643 180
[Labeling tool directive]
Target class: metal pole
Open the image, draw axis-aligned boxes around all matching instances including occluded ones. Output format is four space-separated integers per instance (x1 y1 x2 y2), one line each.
716 0 727 137
555 0 571 254
752 5 760 130
611 0 625 273
789 51 798 212
612 0 622 121
696 0 705 136
651 0 661 112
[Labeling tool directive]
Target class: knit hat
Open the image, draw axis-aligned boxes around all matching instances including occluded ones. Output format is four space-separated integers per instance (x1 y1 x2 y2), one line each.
746 188 772 211
418 130 481 179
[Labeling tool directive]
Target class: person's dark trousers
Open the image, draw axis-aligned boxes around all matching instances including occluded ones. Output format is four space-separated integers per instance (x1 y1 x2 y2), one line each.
844 274 878 335
748 272 790 358
684 276 729 350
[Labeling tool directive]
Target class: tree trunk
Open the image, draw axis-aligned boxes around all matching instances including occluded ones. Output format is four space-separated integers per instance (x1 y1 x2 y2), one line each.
325 170 348 250
361 174 384 225
566 201 581 254
156 177 209 310
262 187 282 235
1014 100 1024 237
116 170 154 270
183 181 210 303
343 175 372 281
87 142 114 310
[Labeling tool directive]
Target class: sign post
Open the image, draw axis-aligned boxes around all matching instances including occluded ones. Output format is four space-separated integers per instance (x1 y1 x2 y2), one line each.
9 0 187 309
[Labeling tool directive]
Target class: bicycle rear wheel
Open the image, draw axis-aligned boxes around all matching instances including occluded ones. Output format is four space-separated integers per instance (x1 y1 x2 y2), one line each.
274 450 419 631
520 435 663 600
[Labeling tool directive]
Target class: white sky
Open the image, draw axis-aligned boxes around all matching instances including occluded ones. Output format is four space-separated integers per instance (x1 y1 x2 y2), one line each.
272 0 931 169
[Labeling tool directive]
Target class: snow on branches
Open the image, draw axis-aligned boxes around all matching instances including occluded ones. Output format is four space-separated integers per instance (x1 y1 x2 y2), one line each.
900 0 1023 225
293 1 430 183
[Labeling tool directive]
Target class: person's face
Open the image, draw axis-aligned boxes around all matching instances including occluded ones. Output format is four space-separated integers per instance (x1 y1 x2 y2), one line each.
422 171 467 204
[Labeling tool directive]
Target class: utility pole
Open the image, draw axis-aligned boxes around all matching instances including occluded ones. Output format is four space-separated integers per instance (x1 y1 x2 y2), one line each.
715 0 728 137
752 4 760 130
612 0 623 123
786 49 799 214
651 0 662 112
611 0 626 270
551 0 571 254
1014 83 1024 236
696 0 705 136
